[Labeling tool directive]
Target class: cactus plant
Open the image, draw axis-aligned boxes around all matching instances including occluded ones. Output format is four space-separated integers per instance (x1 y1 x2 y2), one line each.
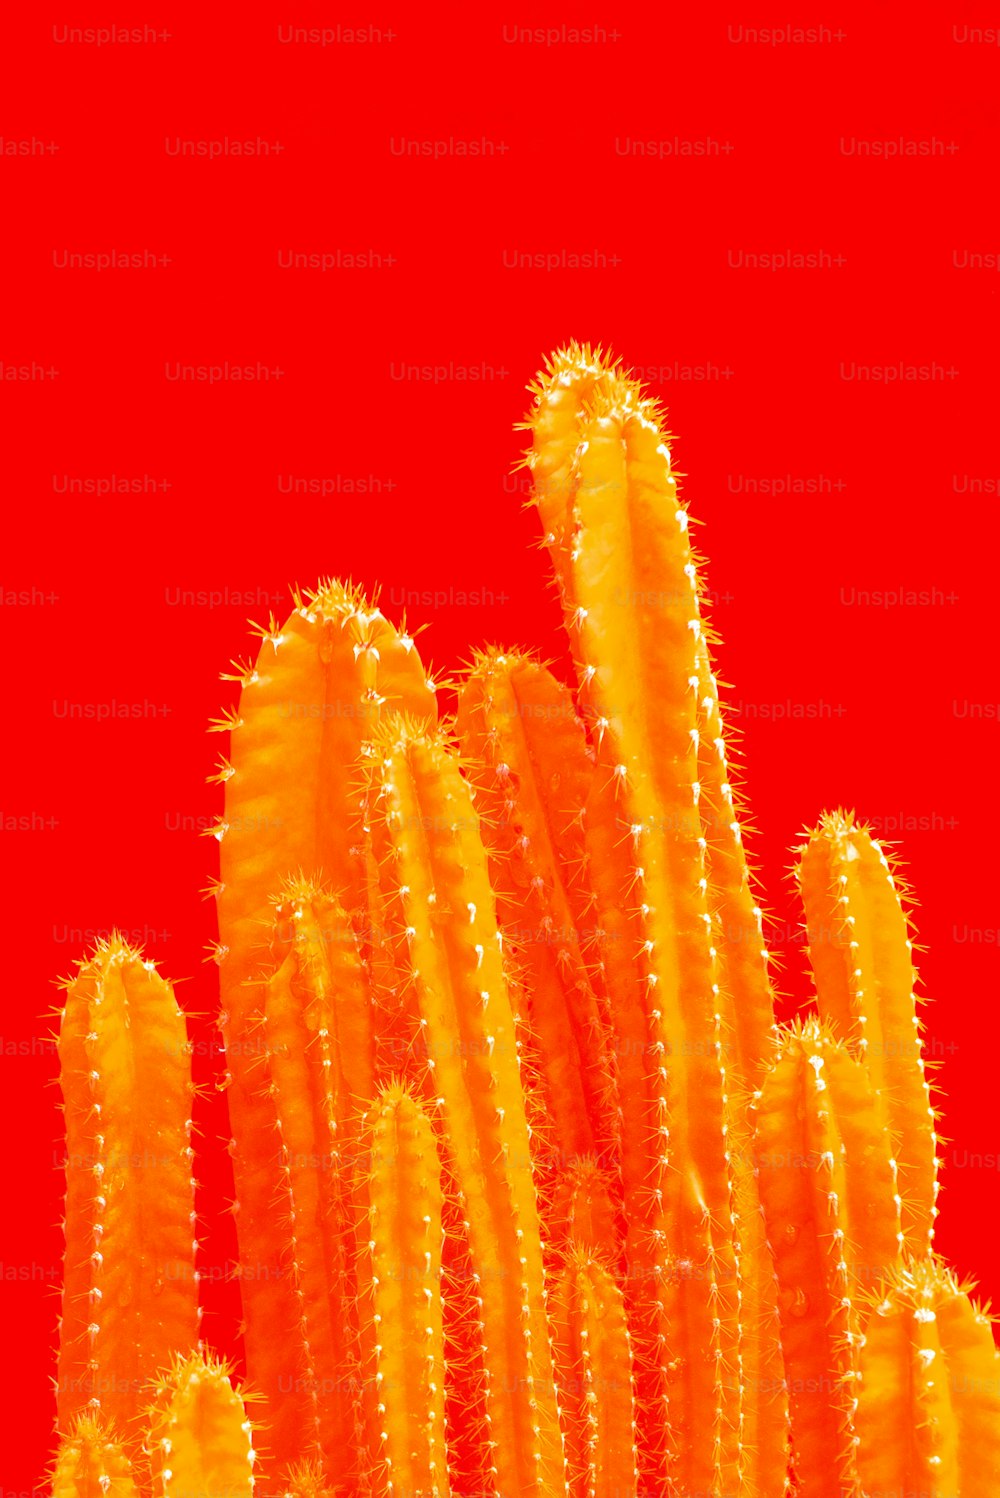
146 1350 256 1498
36 344 1000 1498
358 1080 450 1498
56 936 199 1437
797 810 940 1254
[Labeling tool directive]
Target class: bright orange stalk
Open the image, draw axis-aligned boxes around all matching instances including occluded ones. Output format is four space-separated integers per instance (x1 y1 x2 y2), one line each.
797 810 939 1254
56 937 198 1438
213 580 436 1467
456 648 619 1201
755 1019 903 1498
366 718 567 1497
358 1081 451 1498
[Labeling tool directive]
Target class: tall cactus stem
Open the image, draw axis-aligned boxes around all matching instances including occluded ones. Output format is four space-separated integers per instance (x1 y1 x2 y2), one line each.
214 581 436 1464
262 879 375 1484
366 718 567 1498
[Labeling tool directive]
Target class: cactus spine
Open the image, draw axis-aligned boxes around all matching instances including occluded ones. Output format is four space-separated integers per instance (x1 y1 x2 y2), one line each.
754 1019 903 1498
856 1260 1000 1498
56 937 199 1436
797 811 939 1254
367 719 567 1497
551 1250 637 1498
147 1351 256 1498
262 880 375 1484
50 1417 137 1498
359 1081 450 1498
214 581 437 1465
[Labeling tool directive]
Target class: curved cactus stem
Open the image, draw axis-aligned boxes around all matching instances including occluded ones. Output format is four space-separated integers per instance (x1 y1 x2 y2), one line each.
456 648 620 1203
856 1259 1000 1498
262 878 375 1484
50 1416 137 1498
56 936 199 1436
366 718 567 1498
755 1019 903 1498
359 1081 451 1498
797 810 939 1254
551 1250 638 1498
146 1350 256 1498
214 580 437 1465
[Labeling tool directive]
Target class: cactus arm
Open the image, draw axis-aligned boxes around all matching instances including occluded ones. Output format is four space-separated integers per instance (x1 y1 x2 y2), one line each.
214 582 436 1464
368 721 567 1497
551 1251 637 1498
857 1262 1000 1498
262 881 374 1483
360 1082 450 1498
56 938 198 1435
147 1351 255 1498
50 1417 137 1498
797 811 939 1253
456 649 619 1186
755 1020 903 1498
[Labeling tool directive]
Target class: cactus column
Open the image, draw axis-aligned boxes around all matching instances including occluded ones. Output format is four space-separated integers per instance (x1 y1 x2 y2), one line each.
56 937 198 1437
797 811 939 1254
358 1082 451 1498
367 718 567 1498
213 581 437 1468
755 1019 903 1498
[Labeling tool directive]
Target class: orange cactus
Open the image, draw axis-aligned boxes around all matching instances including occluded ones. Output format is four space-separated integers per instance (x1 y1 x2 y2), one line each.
39 344 1000 1498
56 937 198 1438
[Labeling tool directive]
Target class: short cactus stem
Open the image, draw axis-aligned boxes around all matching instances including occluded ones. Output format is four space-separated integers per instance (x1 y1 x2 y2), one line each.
50 1416 137 1498
549 1158 620 1261
366 718 567 1498
279 1462 331 1498
797 810 939 1254
56 936 199 1436
214 581 437 1464
755 1019 904 1498
262 879 375 1484
856 1260 1000 1498
147 1351 255 1498
358 1081 451 1498
456 648 620 1194
551 1250 638 1498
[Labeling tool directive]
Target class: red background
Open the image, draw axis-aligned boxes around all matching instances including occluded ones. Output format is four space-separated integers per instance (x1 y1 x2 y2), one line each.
3 10 999 1491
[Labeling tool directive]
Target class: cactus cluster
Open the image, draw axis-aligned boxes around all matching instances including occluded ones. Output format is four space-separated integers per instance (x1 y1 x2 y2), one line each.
48 345 999 1496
